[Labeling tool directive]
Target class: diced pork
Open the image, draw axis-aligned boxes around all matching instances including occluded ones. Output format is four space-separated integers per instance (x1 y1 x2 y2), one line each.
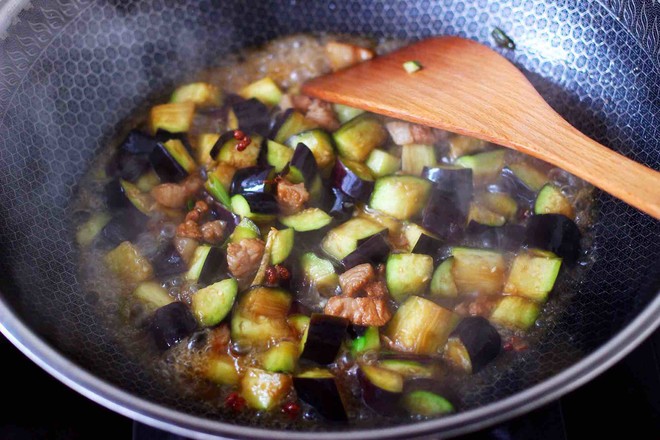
200 220 226 244
338 263 375 297
276 179 309 215
150 175 203 209
386 121 443 146
324 296 391 327
305 99 340 131
227 238 265 281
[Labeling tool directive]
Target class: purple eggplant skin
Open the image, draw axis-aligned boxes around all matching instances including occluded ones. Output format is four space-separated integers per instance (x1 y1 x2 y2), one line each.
209 131 237 160
411 231 444 257
230 166 275 195
150 302 198 351
340 230 390 270
101 207 148 247
332 158 375 202
207 199 240 237
422 167 473 202
104 179 131 209
525 214 581 265
452 316 501 373
152 244 188 278
464 221 525 251
241 192 279 215
291 143 319 184
324 187 355 223
198 247 229 286
497 167 537 204
149 142 188 183
232 98 271 137
300 314 349 365
269 108 294 139
120 130 159 154
293 377 348 422
357 367 402 417
106 150 152 182
422 168 472 222
421 187 468 240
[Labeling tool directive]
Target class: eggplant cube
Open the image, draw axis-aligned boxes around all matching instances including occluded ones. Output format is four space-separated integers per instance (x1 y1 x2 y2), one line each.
358 364 403 416
294 371 348 421
240 368 292 410
451 316 501 373
451 247 506 296
385 296 457 355
150 302 198 350
385 253 434 303
525 214 581 265
503 252 562 302
300 314 348 365
490 296 540 330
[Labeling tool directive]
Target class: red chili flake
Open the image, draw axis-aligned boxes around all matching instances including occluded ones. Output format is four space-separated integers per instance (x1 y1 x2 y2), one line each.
265 266 278 285
282 401 301 419
275 264 290 281
503 335 529 352
225 392 246 412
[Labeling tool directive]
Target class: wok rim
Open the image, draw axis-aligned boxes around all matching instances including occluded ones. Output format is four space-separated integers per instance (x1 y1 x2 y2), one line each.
0 0 658 436
1 289 658 439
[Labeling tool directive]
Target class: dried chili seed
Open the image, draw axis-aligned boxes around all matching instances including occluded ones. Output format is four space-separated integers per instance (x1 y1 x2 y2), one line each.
282 401 301 419
225 392 246 412
275 264 290 281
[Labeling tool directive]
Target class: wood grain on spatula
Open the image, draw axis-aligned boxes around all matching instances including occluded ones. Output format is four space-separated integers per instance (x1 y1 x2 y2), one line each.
302 37 660 219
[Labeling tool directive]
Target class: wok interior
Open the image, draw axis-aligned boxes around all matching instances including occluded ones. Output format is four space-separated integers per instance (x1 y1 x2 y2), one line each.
0 0 658 435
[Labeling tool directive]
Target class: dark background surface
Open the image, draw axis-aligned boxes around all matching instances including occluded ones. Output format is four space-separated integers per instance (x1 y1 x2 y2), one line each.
1 329 658 440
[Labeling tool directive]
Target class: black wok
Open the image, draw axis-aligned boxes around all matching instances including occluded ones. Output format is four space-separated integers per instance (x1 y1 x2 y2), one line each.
0 0 658 438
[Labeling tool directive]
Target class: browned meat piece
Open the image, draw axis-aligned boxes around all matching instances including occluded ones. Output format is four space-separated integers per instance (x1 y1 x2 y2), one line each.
185 200 209 223
339 263 375 297
150 175 203 209
305 99 340 131
290 95 339 131
176 220 203 240
410 124 440 144
176 200 210 239
291 94 313 113
324 296 391 327
454 296 497 317
173 236 198 264
325 41 375 71
227 238 265 281
363 279 388 298
276 178 309 215
327 266 391 326
208 324 231 354
200 220 226 244
386 121 442 146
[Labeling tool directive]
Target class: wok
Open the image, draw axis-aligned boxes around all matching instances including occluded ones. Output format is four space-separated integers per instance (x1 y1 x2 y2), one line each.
0 0 658 438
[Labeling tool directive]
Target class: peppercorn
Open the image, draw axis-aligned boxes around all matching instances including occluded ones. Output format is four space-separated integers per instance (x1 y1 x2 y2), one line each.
275 264 290 281
282 401 301 419
225 392 246 412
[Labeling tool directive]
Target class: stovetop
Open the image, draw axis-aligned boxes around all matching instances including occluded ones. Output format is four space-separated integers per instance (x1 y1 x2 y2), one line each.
1 330 658 440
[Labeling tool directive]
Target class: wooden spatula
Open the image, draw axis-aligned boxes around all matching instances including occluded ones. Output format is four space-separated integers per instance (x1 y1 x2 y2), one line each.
302 37 660 219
